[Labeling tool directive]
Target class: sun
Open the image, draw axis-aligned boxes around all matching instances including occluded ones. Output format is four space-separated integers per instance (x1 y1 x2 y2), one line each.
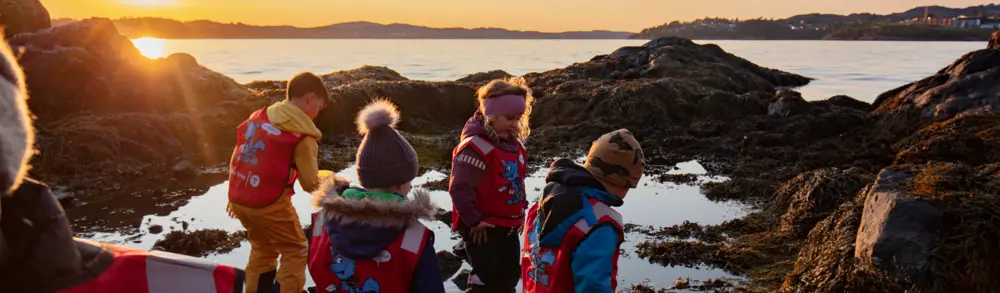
131 37 167 59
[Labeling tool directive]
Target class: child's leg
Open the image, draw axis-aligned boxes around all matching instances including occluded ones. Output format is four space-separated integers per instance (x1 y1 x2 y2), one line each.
461 224 521 293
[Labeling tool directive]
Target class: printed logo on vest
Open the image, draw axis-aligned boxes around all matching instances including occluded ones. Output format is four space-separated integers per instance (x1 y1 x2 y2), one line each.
237 122 267 165
526 216 555 286
499 160 526 205
249 175 260 188
328 248 382 293
261 123 282 135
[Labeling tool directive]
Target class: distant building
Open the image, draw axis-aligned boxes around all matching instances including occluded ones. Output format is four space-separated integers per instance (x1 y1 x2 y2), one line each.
954 16 983 28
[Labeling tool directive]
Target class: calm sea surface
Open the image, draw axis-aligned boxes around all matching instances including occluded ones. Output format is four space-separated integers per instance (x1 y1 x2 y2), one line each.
105 38 985 291
131 38 984 102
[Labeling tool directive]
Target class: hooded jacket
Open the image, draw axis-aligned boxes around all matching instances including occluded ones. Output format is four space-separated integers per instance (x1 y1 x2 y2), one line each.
533 158 623 293
448 113 522 227
265 101 323 193
312 176 445 293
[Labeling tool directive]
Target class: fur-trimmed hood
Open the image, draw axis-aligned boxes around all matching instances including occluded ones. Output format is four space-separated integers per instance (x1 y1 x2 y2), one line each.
312 175 437 229
311 175 438 259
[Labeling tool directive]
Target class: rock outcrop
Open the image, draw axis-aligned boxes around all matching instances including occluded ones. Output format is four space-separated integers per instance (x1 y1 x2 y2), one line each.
777 167 873 237
8 18 251 122
456 70 513 83
0 0 50 37
873 38 1000 122
854 167 943 285
9 18 260 233
777 35 1000 293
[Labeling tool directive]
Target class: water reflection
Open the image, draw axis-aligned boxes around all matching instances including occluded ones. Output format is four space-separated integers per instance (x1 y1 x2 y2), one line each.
86 158 747 291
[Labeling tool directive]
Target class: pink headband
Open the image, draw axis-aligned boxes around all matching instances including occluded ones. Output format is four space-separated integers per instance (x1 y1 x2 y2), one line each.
481 95 527 116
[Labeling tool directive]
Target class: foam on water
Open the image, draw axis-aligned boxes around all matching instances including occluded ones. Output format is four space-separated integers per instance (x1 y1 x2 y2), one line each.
87 158 747 291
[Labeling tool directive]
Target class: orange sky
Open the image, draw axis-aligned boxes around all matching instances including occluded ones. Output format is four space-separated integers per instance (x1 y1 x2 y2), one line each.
42 0 996 32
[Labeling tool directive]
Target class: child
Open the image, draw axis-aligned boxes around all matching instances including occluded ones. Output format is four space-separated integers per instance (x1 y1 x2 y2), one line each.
521 129 646 293
449 78 533 292
307 100 445 293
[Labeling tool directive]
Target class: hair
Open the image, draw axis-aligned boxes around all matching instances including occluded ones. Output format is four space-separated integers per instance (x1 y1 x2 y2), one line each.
0 34 31 193
475 77 534 141
286 72 331 104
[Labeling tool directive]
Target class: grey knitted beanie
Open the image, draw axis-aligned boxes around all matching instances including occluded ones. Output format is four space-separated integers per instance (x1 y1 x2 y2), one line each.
354 99 419 189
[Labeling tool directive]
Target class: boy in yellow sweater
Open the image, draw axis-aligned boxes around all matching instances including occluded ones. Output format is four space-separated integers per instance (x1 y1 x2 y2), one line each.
227 72 331 293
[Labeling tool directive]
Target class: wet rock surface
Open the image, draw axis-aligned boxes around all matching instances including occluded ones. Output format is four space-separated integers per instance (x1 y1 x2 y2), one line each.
437 250 462 281
152 229 249 257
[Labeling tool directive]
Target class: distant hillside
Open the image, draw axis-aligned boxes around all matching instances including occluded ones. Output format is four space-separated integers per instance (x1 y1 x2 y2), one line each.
634 3 1000 41
53 18 632 39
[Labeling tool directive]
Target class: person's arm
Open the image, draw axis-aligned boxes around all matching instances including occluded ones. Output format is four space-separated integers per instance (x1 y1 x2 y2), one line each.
294 137 320 193
571 225 619 293
448 148 486 226
410 233 446 293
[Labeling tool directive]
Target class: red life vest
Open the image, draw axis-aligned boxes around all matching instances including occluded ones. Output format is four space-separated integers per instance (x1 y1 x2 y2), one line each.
228 108 304 208
307 211 430 293
57 240 243 293
520 197 625 293
450 135 528 229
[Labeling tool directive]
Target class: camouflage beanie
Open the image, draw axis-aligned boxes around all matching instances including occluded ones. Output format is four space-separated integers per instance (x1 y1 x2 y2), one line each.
584 129 646 188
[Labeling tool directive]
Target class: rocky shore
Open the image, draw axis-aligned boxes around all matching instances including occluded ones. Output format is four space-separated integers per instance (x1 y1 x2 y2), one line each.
5 1 1000 291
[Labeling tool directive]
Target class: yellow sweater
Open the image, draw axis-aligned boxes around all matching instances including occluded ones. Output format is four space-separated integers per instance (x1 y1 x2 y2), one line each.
266 101 323 193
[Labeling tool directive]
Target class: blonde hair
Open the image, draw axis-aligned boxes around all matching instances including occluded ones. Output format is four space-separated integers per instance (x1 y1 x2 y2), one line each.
476 77 534 141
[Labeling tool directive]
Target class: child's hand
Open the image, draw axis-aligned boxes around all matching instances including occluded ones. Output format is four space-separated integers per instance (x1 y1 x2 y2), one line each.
470 222 495 244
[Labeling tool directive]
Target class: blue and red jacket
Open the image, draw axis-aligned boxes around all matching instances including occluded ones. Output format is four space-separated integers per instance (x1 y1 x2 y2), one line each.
521 159 625 293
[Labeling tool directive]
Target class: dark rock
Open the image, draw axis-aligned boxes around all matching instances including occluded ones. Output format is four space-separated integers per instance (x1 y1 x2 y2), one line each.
321 65 407 88
7 18 251 121
990 31 999 50
768 90 812 117
826 95 871 111
437 250 462 281
435 208 453 226
657 173 699 185
642 36 695 48
781 201 904 293
855 167 943 285
315 80 476 136
172 160 197 181
456 70 513 83
452 269 471 290
452 240 468 262
0 0 51 37
609 46 647 58
873 40 1000 121
165 52 199 70
149 225 164 234
777 167 874 236
151 229 249 257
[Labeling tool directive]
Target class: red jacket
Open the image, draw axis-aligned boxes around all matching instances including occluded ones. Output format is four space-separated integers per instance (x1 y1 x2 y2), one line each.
450 135 528 228
307 211 430 293
228 108 304 207
521 197 624 293
56 242 242 293
0 178 244 293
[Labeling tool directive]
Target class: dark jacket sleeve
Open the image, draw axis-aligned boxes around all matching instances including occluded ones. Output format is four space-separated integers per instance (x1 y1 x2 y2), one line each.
410 232 446 293
448 147 486 226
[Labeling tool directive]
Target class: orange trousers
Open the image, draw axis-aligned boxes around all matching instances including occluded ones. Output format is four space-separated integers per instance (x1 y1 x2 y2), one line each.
228 196 307 293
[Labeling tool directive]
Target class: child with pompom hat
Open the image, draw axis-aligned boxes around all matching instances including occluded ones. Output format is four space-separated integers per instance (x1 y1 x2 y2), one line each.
306 100 445 293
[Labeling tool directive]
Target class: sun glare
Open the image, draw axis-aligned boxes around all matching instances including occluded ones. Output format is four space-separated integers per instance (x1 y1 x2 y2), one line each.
119 0 179 6
131 37 167 59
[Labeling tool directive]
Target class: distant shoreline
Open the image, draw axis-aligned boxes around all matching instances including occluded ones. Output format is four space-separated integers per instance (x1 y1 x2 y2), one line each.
127 36 986 41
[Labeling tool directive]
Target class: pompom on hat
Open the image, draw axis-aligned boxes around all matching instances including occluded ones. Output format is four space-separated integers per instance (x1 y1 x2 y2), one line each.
353 99 419 189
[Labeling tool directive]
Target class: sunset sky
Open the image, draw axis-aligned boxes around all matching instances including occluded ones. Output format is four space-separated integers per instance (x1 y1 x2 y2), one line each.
42 0 996 32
